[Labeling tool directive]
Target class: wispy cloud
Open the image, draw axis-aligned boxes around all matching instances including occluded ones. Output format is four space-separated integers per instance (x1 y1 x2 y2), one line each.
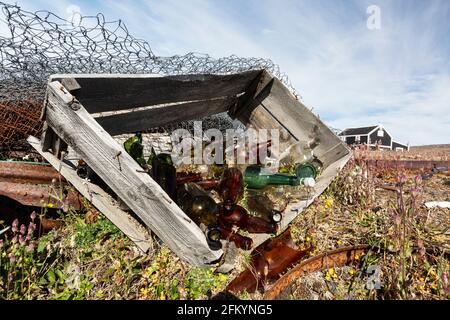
9 0 450 145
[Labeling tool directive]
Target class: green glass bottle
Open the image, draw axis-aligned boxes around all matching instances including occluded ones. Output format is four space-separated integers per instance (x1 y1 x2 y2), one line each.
151 149 177 202
244 165 300 189
123 132 146 167
294 158 323 179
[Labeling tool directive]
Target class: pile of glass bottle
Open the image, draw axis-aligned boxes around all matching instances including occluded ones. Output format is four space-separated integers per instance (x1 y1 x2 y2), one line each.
78 132 323 251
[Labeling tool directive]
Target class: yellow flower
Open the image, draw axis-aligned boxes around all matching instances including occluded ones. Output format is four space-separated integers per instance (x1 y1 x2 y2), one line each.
337 240 343 246
430 283 437 290
306 236 311 242
95 290 104 298
140 287 150 296
419 285 425 291
325 274 331 281
324 198 334 209
46 203 54 208
349 269 356 275
419 277 425 282
328 268 335 276
355 254 360 261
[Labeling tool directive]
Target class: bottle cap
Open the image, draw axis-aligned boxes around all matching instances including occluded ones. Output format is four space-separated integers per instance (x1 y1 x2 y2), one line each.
303 177 316 188
271 210 283 223
206 228 222 251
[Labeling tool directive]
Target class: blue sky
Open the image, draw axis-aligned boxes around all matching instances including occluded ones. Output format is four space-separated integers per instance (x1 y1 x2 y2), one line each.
6 0 450 145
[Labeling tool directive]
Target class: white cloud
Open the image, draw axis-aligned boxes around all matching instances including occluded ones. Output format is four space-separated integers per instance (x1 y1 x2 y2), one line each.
66 4 82 26
5 0 449 145
100 0 269 58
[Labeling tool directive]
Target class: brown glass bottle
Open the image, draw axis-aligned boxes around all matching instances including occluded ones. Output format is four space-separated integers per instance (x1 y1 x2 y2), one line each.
151 151 177 202
176 172 203 185
218 204 279 234
218 167 244 208
177 183 221 250
214 226 253 250
196 179 220 191
246 192 283 224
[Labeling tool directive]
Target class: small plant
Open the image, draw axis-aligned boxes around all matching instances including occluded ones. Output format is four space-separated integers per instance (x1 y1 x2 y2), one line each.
0 212 38 299
184 267 228 300
327 158 375 209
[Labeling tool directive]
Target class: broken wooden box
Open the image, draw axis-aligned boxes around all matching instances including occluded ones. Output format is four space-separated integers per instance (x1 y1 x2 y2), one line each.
28 70 351 267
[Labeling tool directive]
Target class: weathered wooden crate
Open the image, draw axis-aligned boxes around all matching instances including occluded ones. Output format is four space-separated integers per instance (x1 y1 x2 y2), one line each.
28 70 351 267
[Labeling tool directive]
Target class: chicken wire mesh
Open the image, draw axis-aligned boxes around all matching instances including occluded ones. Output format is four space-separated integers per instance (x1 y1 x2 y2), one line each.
0 1 294 149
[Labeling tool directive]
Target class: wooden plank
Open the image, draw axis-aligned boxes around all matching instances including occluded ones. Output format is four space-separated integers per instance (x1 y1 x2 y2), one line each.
40 122 68 158
52 135 68 159
27 135 153 253
235 77 298 154
50 71 261 114
61 78 81 93
40 122 54 152
96 97 236 136
229 70 273 119
246 77 350 168
43 81 222 266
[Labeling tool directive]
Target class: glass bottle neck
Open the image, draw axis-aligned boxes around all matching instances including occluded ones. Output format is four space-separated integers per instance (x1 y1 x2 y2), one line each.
266 173 299 186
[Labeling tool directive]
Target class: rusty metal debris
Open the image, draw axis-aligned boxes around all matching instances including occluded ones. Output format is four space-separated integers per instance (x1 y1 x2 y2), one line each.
263 245 369 299
366 160 448 171
0 161 83 209
0 161 65 184
0 100 43 147
226 228 312 294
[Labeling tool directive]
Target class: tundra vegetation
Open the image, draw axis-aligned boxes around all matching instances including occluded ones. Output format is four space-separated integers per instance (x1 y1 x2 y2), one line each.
0 148 448 300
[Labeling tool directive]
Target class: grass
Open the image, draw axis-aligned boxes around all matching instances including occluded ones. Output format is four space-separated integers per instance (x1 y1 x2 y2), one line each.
0 153 449 300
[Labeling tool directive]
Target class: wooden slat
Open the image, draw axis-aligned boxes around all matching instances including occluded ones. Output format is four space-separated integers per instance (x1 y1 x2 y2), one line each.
245 78 350 168
96 97 236 136
40 122 68 158
229 69 273 119
50 71 261 114
235 77 298 154
43 81 222 266
27 135 153 253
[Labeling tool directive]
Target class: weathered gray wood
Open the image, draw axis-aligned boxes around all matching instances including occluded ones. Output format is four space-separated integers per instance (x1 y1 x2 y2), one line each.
52 135 68 159
41 122 68 157
40 122 54 152
96 97 237 136
61 78 81 93
235 77 298 154
44 81 222 266
229 70 273 119
27 135 153 253
244 77 350 168
50 71 260 114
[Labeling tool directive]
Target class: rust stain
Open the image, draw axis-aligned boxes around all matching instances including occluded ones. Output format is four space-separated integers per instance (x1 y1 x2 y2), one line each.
263 245 369 300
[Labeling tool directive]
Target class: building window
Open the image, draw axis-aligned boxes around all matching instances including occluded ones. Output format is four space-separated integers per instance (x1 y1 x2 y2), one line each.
377 130 384 137
355 135 361 142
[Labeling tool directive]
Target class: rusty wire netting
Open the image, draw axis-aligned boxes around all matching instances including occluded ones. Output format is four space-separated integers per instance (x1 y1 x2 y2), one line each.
0 1 294 148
